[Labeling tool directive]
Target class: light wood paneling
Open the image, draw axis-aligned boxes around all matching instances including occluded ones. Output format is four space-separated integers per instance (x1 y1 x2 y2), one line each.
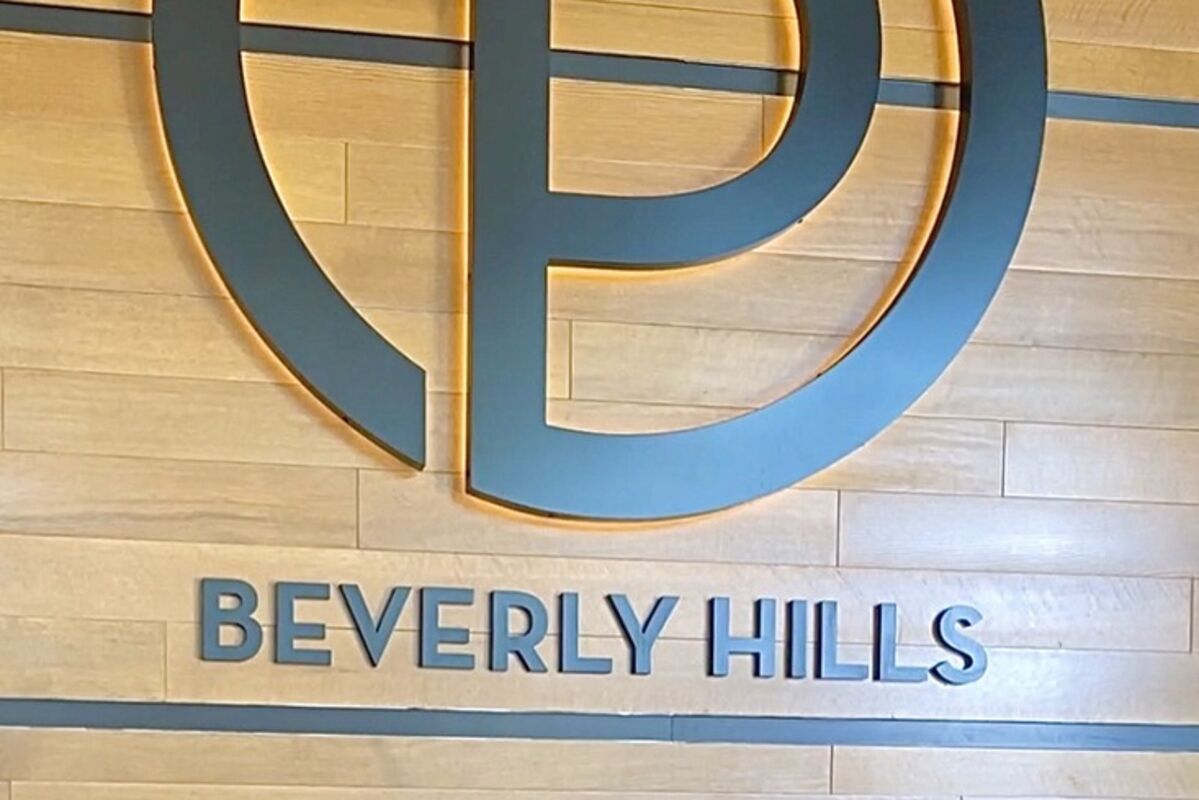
2 369 392 470
833 747 1199 797
914 344 1199 430
0 616 163 700
0 451 357 548
11 0 1199 100
165 630 1199 723
840 492 1199 578
0 284 274 383
569 320 841 407
0 8 1197 798
0 730 832 793
0 201 216 297
1005 423 1199 505
555 259 1199 356
359 470 839 567
0 535 1188 653
799 417 1003 496
550 396 1002 496
0 116 343 223
974 270 1199 356
9 786 843 800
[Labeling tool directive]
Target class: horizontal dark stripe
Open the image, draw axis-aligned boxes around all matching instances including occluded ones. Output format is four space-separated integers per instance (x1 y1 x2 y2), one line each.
0 699 1197 752
0 0 147 40
2 0 1197 127
242 23 469 70
1050 90 1199 129
553 49 790 96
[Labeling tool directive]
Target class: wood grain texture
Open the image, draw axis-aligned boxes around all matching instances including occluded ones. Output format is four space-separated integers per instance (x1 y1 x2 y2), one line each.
0 617 163 700
164 630 1199 723
358 470 839 567
0 116 343 223
8 786 841 800
0 10 1197 798
0 450 357 547
0 535 1188 654
0 730 831 793
833 747 1199 797
2 369 392 470
913 344 1199 430
10 1 1199 99
840 492 1199 578
1005 424 1199 505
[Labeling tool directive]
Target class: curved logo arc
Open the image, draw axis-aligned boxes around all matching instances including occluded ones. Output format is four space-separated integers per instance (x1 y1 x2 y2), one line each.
152 0 1048 522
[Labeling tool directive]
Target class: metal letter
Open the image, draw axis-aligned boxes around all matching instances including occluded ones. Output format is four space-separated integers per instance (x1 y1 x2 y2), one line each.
608 594 679 676
709 598 778 679
275 582 332 666
787 600 809 679
816 601 868 681
467 0 1046 519
339 584 410 668
559 593 614 675
874 603 928 684
420 587 476 671
932 605 988 685
200 578 263 663
489 590 549 673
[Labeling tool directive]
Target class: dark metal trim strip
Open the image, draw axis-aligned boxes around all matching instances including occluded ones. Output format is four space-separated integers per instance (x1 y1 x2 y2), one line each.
2 1 1197 127
0 699 1196 752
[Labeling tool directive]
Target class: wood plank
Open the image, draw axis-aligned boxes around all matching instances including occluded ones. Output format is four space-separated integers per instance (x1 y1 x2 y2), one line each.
46 0 1197 62
569 319 842 408
0 284 276 382
883 0 1199 54
8 786 839 800
1016 194 1199 282
974 270 1199 356
2 369 393 470
0 730 831 793
549 404 1000 499
1005 423 1199 505
556 260 1199 357
9 1 1199 100
162 627 1199 723
800 417 1003 496
245 55 463 148
833 747 1199 797
0 534 1188 654
5 0 145 12
0 451 357 548
358 470 839 567
0 201 217 297
0 201 463 310
839 492 1199 578
0 616 163 700
0 116 344 223
914 344 1199 430
0 284 516 394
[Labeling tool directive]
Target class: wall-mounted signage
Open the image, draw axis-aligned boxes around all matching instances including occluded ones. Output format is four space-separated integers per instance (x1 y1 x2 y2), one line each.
201 579 988 686
152 0 1048 522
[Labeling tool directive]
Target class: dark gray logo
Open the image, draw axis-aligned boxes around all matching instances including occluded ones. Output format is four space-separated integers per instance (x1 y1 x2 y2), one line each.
153 0 1046 521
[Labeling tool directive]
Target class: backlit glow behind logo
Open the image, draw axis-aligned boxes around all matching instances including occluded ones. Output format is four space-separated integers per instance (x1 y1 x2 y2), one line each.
152 0 1047 521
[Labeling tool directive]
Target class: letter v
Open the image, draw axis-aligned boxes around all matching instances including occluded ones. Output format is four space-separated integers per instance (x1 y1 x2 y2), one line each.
340 585 411 667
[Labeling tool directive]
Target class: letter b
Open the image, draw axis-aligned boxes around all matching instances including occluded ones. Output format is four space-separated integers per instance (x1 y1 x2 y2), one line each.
200 578 263 662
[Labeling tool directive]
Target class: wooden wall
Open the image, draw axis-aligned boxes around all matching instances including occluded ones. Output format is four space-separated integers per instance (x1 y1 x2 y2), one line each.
0 0 1197 796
